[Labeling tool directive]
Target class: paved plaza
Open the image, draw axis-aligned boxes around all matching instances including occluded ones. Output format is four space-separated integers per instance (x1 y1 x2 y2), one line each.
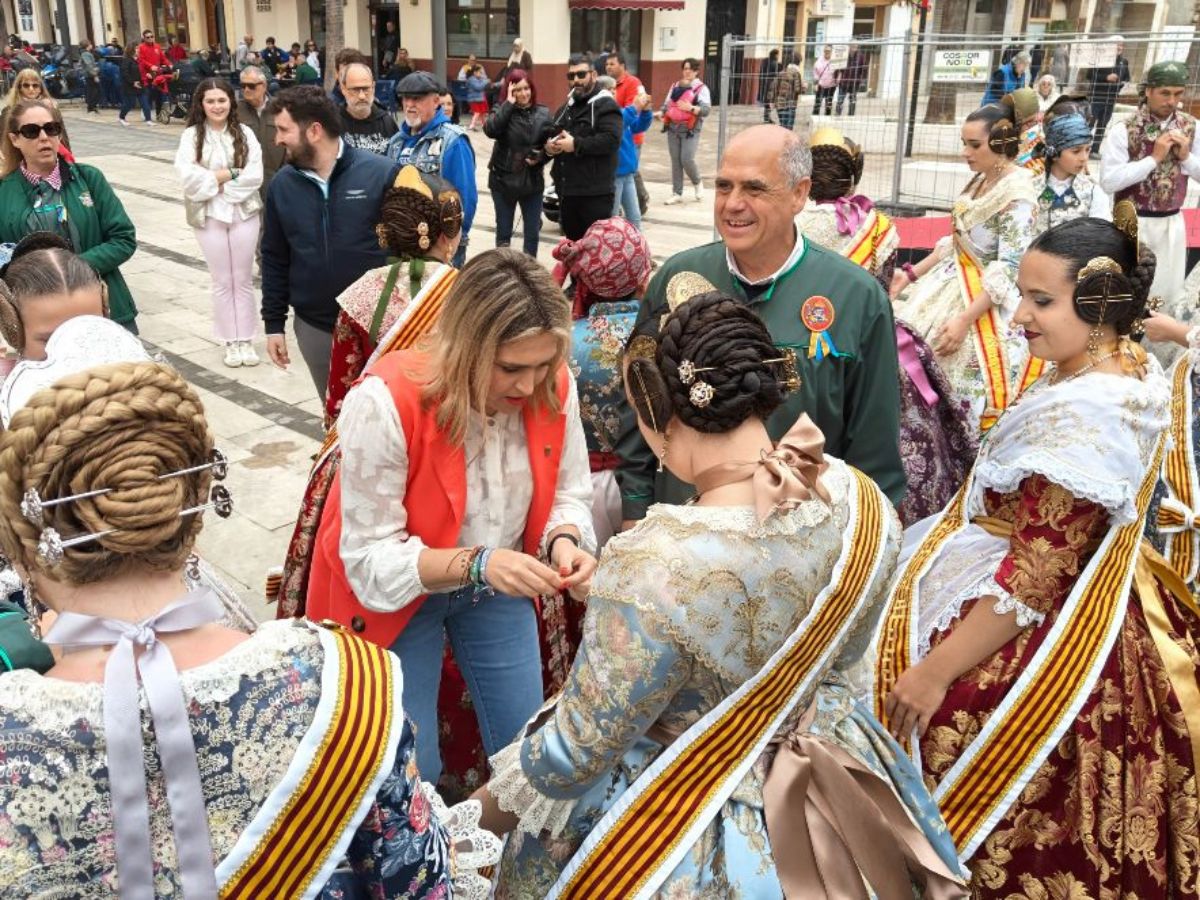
60 105 720 620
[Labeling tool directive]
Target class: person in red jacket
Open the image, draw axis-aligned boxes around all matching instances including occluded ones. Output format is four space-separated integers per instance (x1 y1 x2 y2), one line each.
135 28 169 125
306 248 597 788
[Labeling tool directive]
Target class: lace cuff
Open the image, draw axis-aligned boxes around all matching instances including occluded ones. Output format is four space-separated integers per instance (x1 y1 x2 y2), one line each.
487 741 578 838
981 260 1020 313
1187 325 1200 351
420 783 502 900
932 235 953 261
920 572 1043 657
992 589 1046 628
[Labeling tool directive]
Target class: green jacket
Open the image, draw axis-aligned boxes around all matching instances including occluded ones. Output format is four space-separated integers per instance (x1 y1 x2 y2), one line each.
617 239 906 517
0 163 138 324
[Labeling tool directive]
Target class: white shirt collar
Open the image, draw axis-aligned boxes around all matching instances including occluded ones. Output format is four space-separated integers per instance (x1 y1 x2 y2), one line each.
725 229 806 286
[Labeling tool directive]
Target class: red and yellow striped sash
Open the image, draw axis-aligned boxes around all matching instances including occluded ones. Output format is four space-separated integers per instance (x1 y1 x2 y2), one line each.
554 470 888 899
876 432 1167 858
845 210 892 271
219 627 396 899
955 244 1011 431
1158 356 1199 586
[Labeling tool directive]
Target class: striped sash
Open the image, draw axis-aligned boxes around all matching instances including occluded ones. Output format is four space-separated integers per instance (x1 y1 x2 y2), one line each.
1158 355 1200 587
954 244 1042 431
548 469 892 900
874 431 1168 861
216 623 403 898
844 209 892 272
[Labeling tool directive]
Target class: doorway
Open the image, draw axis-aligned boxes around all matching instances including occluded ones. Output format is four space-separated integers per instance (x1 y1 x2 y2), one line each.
373 5 399 73
704 0 745 104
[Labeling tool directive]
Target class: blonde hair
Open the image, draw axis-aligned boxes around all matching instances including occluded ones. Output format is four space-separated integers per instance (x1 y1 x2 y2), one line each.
3 69 49 111
0 362 215 583
1 99 68 177
421 248 571 444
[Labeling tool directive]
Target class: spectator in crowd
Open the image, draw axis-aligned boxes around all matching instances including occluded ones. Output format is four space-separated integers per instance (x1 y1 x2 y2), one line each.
0 99 138 332
836 42 867 116
439 86 456 123
812 44 836 116
612 84 653 231
660 58 710 205
379 18 399 70
607 51 649 215
99 48 121 106
386 47 414 82
79 40 100 114
495 38 534 104
1049 42 1070 84
329 48 371 107
1029 43 1046 80
456 54 477 82
136 28 169 126
465 64 489 130
305 40 322 76
1085 36 1130 156
982 50 1029 104
758 48 780 123
484 68 549 257
174 78 264 368
1 68 54 117
547 54 622 239
338 62 399 154
771 52 804 130
192 47 217 79
261 86 399 394
236 65 283 200
117 40 143 126
1036 72 1060 113
593 41 615 75
292 50 320 85
386 71 477 267
261 36 285 74
166 34 189 63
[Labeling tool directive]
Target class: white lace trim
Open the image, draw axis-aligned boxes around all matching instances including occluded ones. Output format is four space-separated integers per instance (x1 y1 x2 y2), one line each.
973 452 1139 526
992 590 1046 628
487 740 577 838
918 571 1042 657
420 784 502 900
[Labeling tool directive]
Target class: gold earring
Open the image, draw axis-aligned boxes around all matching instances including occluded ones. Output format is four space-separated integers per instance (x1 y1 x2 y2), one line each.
657 428 669 473
1087 322 1103 359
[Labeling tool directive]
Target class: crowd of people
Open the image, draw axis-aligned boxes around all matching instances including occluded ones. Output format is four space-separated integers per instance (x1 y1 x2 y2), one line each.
0 24 1198 900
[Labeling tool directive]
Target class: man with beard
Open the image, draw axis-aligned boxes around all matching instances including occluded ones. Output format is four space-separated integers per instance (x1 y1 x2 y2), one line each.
261 86 400 395
385 70 476 266
338 62 399 154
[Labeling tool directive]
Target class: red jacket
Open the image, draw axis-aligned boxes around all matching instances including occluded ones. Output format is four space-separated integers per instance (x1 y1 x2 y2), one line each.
306 350 571 648
136 41 169 82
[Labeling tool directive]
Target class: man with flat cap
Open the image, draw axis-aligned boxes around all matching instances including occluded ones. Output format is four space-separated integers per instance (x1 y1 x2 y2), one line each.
386 70 477 266
616 124 905 525
1100 60 1200 333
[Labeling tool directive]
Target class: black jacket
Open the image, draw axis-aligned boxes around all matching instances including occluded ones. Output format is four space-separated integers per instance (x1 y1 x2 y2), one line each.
1085 56 1131 104
548 86 622 198
119 55 140 91
484 101 551 200
338 104 400 155
261 144 400 334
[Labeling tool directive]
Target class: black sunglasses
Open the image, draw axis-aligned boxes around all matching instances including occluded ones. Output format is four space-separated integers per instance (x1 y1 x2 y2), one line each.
14 122 63 139
566 70 591 81
240 81 265 89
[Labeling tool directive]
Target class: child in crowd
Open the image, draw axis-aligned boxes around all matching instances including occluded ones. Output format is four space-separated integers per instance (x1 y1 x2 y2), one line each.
1035 110 1111 231
466 64 489 130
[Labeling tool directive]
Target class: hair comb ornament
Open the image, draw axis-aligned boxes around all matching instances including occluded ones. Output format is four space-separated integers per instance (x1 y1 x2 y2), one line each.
1113 199 1139 257
393 164 434 200
764 348 801 392
416 221 431 251
665 271 719 313
627 334 658 362
689 380 715 408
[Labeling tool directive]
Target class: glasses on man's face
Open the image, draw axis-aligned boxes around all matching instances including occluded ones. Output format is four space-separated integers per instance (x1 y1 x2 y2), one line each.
14 121 63 139
241 81 265 90
567 70 590 82
345 85 373 95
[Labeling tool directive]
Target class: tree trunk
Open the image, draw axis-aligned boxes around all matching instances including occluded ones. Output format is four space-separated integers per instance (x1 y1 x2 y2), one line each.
119 0 140 45
324 0 343 92
923 0 972 124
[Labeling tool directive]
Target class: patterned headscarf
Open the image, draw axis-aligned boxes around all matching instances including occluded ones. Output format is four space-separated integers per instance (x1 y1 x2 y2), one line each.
552 217 653 317
1043 113 1093 159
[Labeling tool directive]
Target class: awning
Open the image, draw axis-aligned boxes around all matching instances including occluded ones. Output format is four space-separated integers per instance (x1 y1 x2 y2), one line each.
568 0 685 10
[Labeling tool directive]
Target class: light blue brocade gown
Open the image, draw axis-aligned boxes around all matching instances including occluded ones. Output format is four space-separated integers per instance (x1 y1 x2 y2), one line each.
487 459 963 898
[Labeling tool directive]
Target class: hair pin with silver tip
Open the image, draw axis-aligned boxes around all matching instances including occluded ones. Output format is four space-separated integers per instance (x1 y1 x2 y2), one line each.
678 358 716 386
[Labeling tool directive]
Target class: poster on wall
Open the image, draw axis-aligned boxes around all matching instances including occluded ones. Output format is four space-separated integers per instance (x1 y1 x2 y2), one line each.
932 49 992 82
17 0 33 32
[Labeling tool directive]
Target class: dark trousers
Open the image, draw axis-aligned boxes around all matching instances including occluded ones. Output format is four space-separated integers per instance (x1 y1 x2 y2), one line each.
118 87 138 120
813 86 834 115
84 76 100 111
778 107 796 130
835 84 858 115
493 191 543 257
560 192 614 241
1091 99 1116 154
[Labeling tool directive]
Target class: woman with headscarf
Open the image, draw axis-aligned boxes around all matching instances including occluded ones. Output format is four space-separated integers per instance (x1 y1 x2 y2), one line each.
1035 110 1111 233
496 39 534 104
1009 87 1045 174
553 217 652 547
1035 73 1060 113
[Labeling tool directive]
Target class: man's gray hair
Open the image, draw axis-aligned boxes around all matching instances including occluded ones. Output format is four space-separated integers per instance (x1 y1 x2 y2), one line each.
340 61 375 85
1014 51 1031 66
241 64 270 84
781 134 813 187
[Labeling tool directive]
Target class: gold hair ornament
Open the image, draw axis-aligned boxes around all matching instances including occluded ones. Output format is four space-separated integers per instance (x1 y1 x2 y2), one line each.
1113 199 1140 258
764 348 801 392
393 165 433 200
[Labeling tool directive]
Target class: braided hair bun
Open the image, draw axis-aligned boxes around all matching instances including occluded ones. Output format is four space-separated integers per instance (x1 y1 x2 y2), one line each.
625 292 791 435
809 138 864 203
966 100 1020 160
0 362 214 583
377 170 464 259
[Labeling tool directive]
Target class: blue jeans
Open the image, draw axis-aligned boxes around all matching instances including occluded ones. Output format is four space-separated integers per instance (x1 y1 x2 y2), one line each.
493 191 543 257
139 86 161 122
388 586 543 784
612 173 642 230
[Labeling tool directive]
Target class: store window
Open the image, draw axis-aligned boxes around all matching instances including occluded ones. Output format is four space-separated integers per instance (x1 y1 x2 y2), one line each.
153 0 189 40
447 0 520 59
570 10 641 71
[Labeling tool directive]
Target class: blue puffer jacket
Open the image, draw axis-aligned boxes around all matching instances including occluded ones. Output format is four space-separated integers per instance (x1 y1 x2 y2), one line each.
261 142 400 334
981 62 1025 105
617 106 652 177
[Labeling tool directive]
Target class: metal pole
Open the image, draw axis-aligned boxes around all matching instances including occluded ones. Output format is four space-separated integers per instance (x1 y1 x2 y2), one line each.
890 30 912 206
903 3 929 158
715 34 733 242
432 0 447 86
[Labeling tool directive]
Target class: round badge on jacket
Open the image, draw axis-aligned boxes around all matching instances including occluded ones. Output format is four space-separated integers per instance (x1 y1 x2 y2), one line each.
801 295 835 333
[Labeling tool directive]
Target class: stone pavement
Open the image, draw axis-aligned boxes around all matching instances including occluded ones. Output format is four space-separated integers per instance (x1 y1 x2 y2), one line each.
59 105 718 621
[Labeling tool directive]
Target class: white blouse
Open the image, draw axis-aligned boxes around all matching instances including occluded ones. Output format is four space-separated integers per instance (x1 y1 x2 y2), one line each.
174 123 264 224
338 373 596 612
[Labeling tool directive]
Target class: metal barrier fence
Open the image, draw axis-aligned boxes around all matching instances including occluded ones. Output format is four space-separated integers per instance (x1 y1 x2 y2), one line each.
715 31 1200 212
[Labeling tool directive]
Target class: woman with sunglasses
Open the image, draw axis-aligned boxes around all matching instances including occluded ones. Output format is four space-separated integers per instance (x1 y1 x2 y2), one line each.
0 69 55 117
0 100 138 333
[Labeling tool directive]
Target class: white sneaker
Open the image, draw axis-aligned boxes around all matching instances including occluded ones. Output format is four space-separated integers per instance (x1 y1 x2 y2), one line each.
223 342 241 367
145 120 157 127
238 341 260 367
664 194 684 206
118 118 129 128
693 182 704 202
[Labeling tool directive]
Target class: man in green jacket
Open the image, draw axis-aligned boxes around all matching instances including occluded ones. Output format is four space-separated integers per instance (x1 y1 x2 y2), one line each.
0 157 138 330
617 125 905 521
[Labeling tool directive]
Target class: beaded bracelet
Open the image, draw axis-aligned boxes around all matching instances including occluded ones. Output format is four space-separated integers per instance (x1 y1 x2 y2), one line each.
460 545 485 589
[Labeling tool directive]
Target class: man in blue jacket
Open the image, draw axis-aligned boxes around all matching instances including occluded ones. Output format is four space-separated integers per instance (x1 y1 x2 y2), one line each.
981 51 1029 105
261 86 400 395
386 71 477 267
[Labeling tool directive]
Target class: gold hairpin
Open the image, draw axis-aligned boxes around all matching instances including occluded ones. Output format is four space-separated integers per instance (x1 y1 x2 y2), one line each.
1113 200 1139 257
1076 256 1122 283
763 348 801 392
627 334 657 361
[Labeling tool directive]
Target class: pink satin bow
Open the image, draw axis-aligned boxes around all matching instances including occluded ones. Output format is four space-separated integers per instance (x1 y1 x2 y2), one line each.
833 194 874 236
